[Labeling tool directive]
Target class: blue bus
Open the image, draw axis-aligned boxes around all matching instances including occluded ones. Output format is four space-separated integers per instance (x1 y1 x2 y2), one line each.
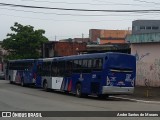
6 59 37 86
36 52 136 98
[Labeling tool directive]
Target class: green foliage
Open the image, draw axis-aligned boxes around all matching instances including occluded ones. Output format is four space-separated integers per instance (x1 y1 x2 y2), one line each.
2 22 48 60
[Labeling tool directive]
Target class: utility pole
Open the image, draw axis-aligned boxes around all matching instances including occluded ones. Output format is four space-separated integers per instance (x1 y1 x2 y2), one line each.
55 36 57 41
82 33 84 42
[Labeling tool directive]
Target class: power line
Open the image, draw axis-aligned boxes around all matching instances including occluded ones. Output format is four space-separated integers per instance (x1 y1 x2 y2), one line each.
1 7 152 17
1 2 160 13
21 0 149 7
93 0 160 6
0 13 132 22
134 0 160 5
21 0 120 6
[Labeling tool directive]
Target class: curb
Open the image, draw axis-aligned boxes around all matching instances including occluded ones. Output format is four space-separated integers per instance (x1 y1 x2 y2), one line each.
110 96 160 104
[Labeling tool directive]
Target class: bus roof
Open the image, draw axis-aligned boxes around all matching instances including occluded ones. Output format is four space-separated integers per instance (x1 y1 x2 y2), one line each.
38 52 134 62
8 59 35 62
8 52 134 62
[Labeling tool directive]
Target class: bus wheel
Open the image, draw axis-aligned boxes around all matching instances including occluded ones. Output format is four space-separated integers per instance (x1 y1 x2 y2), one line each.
10 80 13 84
9 76 13 84
21 79 25 87
98 94 108 99
76 84 82 97
43 81 48 91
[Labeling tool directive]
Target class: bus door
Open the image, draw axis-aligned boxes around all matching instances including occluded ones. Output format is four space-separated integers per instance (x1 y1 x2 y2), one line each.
91 58 103 95
36 61 43 87
70 59 92 94
23 70 30 84
22 62 34 84
61 61 73 92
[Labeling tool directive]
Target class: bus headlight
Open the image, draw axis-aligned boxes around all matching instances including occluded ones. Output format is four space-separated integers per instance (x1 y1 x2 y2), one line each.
131 79 135 87
106 76 110 86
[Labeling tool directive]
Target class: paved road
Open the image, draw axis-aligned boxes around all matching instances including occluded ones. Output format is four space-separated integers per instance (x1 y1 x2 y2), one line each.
0 80 160 120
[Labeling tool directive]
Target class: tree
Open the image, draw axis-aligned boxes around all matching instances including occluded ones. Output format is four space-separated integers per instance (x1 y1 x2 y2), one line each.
2 22 49 59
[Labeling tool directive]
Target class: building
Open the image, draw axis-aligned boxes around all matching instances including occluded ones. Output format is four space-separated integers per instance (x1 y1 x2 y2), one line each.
89 29 131 44
132 20 160 34
81 44 130 54
0 41 8 72
73 38 90 43
42 41 87 58
89 29 101 42
126 32 160 87
60 38 90 43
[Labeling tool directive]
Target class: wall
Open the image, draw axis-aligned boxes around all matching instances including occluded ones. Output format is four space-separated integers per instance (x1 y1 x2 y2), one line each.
89 29 131 44
100 30 130 44
126 32 160 43
89 29 101 42
131 43 160 87
132 20 160 34
73 38 90 43
100 39 125 44
54 42 86 56
100 30 130 38
0 42 8 72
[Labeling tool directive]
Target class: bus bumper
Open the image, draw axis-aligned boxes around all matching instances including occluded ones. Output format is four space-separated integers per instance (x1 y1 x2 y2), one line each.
102 86 134 95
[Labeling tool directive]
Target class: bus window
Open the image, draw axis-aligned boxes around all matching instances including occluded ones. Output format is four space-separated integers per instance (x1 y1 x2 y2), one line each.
37 64 43 76
82 59 88 69
51 62 57 76
78 60 83 69
93 58 103 70
65 61 73 76
57 61 65 76
28 63 33 71
88 59 92 69
42 62 51 76
73 60 79 73
81 59 92 73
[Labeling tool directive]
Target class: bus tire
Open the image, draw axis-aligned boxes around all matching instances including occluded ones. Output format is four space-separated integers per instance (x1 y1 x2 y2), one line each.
10 81 13 84
21 78 25 87
76 83 82 97
9 76 13 84
98 94 108 99
43 80 49 92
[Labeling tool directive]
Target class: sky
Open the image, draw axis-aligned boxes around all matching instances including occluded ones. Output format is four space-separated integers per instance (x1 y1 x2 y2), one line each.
1 0 160 41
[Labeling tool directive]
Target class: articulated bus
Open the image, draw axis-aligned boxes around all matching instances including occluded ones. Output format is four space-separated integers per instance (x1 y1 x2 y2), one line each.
36 52 136 98
6 59 37 86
